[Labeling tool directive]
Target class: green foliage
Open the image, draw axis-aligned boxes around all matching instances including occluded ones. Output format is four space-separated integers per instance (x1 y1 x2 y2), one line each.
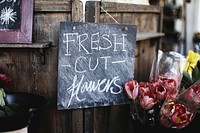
181 65 200 90
0 88 6 107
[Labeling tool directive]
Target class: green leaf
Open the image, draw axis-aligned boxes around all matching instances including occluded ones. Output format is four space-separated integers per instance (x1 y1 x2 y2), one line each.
192 66 200 83
0 88 6 107
181 71 193 88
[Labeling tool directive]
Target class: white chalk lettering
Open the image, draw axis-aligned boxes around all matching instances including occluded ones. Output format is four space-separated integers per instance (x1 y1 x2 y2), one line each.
74 56 111 73
0 0 16 3
91 32 100 50
78 33 91 54
62 32 128 56
100 34 112 50
111 77 123 94
112 60 126 64
67 75 122 108
100 56 111 70
67 75 86 108
63 33 78 56
113 34 127 51
75 56 87 73
89 57 99 71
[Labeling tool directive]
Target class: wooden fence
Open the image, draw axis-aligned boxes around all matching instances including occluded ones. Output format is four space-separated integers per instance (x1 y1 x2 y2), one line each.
0 1 163 133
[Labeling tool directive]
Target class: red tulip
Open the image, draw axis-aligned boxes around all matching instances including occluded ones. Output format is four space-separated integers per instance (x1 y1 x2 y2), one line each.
160 102 195 129
170 104 190 128
124 80 139 100
139 82 151 95
0 73 12 86
155 85 167 100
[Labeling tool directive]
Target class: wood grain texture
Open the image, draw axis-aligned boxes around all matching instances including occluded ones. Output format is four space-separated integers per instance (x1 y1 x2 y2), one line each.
35 1 71 12
0 1 163 133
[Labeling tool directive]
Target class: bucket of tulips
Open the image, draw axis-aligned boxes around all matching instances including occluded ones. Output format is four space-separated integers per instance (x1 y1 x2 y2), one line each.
124 50 200 132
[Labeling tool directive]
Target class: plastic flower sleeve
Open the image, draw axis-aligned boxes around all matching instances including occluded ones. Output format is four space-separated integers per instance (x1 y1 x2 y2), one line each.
149 50 187 102
150 50 187 85
160 84 200 129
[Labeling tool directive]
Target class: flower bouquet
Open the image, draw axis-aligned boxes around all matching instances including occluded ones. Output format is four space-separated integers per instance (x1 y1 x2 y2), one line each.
124 50 200 131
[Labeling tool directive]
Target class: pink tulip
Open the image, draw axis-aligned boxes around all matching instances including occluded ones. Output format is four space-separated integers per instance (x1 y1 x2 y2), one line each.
139 91 157 110
123 80 139 100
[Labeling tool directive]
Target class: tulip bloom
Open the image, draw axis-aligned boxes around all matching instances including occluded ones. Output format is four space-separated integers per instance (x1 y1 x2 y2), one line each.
185 50 200 75
155 85 167 100
139 89 157 110
123 80 139 100
0 74 12 86
171 104 189 126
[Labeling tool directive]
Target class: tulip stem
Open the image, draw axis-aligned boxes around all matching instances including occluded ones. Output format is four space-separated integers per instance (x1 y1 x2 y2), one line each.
131 100 145 123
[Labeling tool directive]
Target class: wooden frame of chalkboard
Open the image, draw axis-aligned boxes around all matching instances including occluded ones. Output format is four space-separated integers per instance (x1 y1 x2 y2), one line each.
0 0 34 44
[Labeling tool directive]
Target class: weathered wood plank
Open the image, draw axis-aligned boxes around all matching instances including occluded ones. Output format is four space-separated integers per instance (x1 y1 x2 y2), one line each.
72 0 83 22
135 39 157 82
84 108 94 133
0 1 163 133
0 42 51 48
108 105 133 133
85 1 96 22
33 13 69 47
99 12 161 33
71 1 84 133
72 109 84 133
93 107 110 133
34 1 71 12
100 3 162 13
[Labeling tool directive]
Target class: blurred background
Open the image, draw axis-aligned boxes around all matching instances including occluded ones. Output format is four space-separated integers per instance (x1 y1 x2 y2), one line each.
159 0 199 55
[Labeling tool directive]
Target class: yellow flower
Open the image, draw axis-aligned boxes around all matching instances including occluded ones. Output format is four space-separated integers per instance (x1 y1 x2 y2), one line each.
185 50 200 75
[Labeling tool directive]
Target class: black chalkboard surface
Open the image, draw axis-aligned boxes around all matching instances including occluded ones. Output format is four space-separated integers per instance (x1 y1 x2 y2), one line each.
0 0 21 30
57 22 137 110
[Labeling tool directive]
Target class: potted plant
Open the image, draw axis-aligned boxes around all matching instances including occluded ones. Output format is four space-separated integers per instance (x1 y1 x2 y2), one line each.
0 67 48 132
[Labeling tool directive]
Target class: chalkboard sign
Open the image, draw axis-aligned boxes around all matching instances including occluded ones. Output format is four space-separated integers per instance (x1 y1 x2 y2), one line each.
0 0 21 30
0 0 34 43
57 22 137 110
